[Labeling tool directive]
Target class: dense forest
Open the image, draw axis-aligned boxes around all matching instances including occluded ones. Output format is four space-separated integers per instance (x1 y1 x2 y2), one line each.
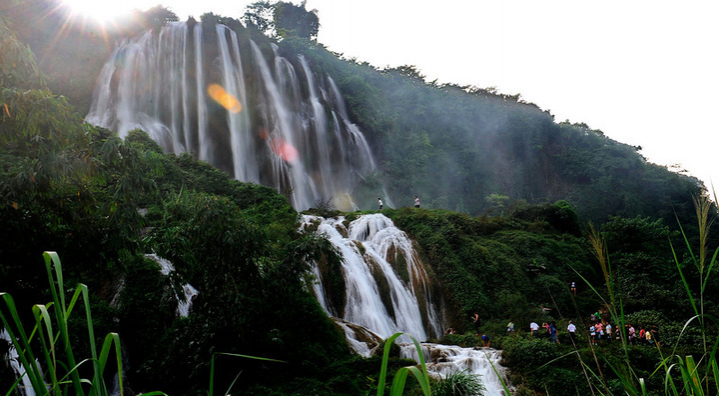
2 1 719 395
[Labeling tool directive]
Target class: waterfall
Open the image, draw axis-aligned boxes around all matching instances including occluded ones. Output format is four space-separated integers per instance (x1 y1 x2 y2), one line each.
400 343 511 396
86 21 384 211
144 253 198 317
302 214 444 342
1 329 37 396
303 214 513 393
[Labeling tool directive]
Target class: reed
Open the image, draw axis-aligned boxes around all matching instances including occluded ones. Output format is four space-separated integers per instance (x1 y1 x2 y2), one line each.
574 194 719 395
1 251 164 396
376 333 431 396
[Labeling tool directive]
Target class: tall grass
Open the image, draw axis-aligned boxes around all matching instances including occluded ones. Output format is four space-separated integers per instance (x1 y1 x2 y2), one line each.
0 251 164 396
376 333 432 396
578 195 719 395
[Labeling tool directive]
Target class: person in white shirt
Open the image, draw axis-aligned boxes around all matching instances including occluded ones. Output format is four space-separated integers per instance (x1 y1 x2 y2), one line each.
530 321 539 336
567 321 577 344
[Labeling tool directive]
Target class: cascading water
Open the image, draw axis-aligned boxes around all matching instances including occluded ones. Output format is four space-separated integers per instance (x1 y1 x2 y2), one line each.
304 214 512 391
1 329 37 396
302 214 445 343
400 343 511 396
145 253 198 317
86 21 385 211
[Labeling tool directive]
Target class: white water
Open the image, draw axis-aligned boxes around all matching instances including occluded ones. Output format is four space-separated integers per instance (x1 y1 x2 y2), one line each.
1 329 37 396
303 214 444 341
400 343 510 396
87 21 384 211
304 214 512 392
144 253 198 317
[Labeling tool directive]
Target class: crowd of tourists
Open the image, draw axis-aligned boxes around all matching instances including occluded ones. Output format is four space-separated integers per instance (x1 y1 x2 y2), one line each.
518 313 661 347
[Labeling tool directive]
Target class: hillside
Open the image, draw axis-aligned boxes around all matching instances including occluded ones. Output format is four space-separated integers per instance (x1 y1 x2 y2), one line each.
2 2 719 395
2 0 705 225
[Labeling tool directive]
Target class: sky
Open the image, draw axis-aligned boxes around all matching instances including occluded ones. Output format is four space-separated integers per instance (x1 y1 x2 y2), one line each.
65 0 719 192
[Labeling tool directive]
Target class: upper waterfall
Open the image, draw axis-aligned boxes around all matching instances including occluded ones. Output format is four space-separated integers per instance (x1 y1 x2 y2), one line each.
86 21 382 211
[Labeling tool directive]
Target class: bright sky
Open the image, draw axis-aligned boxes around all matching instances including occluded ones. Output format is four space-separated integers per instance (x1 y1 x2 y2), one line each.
65 0 719 192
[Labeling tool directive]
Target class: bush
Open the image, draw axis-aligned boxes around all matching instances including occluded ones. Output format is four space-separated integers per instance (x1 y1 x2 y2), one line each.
431 370 485 396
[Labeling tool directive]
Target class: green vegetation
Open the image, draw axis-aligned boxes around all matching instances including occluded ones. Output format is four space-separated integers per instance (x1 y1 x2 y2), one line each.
2 2 719 396
274 38 702 222
1 251 163 396
430 370 486 396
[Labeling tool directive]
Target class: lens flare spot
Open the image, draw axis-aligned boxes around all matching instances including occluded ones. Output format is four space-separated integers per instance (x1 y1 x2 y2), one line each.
270 137 299 163
332 192 356 212
207 83 242 113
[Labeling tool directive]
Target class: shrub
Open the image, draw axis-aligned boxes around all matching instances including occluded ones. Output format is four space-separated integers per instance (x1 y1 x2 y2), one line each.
431 370 485 396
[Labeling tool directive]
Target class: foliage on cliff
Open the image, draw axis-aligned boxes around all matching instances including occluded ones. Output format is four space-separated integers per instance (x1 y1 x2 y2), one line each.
0 38 352 394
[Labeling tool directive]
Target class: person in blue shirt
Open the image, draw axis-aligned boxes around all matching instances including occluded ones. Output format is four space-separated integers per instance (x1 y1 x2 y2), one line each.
481 334 491 347
549 321 558 343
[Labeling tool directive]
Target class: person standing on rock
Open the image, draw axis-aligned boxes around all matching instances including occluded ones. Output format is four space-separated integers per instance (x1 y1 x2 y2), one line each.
414 195 420 208
378 198 383 211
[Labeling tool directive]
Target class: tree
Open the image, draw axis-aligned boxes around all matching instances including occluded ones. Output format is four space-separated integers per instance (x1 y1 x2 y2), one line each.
274 1 319 40
0 15 43 88
243 0 276 33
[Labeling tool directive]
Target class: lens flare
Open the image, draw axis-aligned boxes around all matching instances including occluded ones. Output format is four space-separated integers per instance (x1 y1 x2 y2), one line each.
269 137 299 163
207 83 242 113
333 192 355 212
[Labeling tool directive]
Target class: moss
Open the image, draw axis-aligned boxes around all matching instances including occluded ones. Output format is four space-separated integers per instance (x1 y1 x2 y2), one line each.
317 252 347 317
302 218 321 234
355 241 366 256
335 222 349 239
368 256 395 321
386 244 410 284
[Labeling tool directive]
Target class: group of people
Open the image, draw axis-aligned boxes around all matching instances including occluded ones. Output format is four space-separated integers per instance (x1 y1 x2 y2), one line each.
458 307 660 349
529 321 559 343
588 321 613 344
522 317 661 347
626 324 661 346
377 196 420 211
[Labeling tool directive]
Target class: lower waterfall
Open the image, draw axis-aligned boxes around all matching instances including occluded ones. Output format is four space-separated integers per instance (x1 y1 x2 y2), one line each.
303 213 511 392
400 343 511 396
302 214 444 341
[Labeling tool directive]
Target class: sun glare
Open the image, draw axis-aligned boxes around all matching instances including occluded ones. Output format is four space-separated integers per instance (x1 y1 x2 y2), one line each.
60 0 134 23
